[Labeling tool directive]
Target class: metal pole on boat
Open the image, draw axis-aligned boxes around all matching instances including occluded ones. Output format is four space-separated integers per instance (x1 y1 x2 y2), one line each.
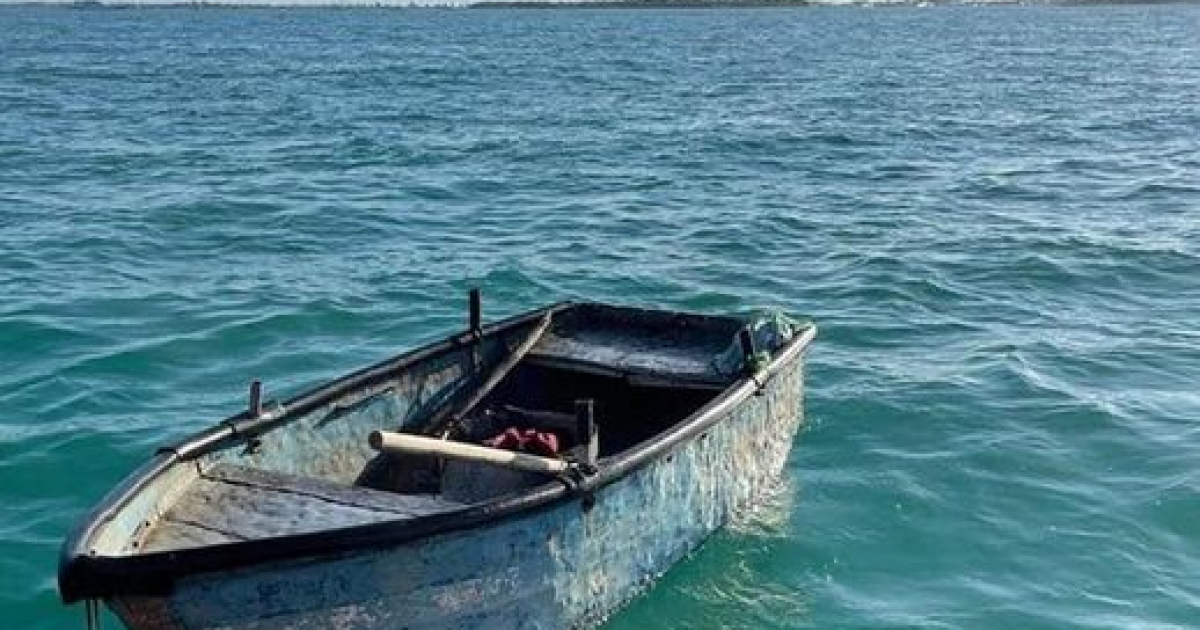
468 287 482 339
247 380 263 418
575 399 597 469
468 287 483 372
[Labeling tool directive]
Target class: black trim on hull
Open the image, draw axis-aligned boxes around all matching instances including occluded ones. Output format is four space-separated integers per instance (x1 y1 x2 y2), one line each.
58 302 815 604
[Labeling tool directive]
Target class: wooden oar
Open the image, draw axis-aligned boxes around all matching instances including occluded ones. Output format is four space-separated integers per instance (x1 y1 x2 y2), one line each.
369 431 568 475
427 311 553 436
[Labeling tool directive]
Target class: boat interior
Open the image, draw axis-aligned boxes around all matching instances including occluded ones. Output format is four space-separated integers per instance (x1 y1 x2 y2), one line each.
113 304 752 556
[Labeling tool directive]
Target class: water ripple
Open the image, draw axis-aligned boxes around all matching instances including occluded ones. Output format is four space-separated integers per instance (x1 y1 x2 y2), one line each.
3 4 1200 630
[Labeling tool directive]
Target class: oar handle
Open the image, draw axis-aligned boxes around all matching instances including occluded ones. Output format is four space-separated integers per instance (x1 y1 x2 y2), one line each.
369 431 568 475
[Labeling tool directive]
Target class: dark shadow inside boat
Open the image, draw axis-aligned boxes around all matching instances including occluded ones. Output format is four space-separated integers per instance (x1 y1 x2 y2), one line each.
88 303 754 558
355 359 725 501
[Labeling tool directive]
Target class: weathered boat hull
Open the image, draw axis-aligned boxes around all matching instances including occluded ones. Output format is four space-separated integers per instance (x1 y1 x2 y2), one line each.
60 301 814 630
106 353 805 630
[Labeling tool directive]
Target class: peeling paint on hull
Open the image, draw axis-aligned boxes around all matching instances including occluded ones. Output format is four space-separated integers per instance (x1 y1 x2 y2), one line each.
108 358 805 630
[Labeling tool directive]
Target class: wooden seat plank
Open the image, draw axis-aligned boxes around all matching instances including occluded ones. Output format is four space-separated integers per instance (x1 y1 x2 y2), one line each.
138 464 464 553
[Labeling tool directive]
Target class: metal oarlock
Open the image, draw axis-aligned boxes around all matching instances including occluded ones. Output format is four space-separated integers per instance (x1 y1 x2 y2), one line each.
468 288 483 371
468 288 482 339
248 380 263 418
575 399 597 469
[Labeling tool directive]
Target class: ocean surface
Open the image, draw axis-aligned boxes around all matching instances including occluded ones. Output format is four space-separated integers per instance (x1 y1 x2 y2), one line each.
2 4 1199 629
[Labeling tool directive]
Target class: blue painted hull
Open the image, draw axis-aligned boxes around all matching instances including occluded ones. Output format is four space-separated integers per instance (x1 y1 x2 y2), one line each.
108 353 805 630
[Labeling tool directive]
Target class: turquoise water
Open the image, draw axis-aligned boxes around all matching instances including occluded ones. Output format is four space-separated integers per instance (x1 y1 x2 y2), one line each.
2 4 1199 629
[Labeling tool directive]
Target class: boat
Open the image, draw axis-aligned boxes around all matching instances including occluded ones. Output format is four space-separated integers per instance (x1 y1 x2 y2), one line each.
59 292 816 630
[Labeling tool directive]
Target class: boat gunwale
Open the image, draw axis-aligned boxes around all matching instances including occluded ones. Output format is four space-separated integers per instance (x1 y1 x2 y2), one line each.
58 302 815 604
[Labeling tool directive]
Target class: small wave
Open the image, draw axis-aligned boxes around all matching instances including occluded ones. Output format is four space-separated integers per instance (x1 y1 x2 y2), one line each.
1116 180 1200 200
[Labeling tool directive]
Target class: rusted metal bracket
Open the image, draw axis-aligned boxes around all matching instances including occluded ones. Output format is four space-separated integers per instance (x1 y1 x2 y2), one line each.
558 461 599 512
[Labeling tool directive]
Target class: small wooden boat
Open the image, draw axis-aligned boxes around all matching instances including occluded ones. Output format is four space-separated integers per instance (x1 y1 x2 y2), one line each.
59 293 816 630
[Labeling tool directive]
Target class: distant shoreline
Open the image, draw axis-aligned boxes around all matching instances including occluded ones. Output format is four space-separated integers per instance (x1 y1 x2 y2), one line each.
4 0 1191 8
469 0 1200 7
470 0 823 7
471 0 818 7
